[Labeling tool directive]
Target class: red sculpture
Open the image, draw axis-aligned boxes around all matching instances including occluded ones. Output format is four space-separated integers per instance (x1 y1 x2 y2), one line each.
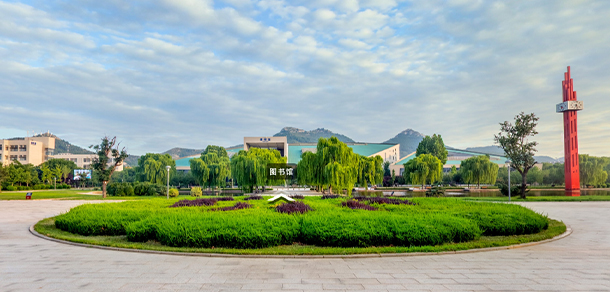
556 66 583 196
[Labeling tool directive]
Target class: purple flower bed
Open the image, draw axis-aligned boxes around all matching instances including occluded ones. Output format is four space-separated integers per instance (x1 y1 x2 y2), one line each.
321 194 340 199
341 200 378 211
170 198 218 208
353 196 416 205
289 194 304 199
244 195 263 200
213 202 252 211
276 202 312 214
215 197 235 201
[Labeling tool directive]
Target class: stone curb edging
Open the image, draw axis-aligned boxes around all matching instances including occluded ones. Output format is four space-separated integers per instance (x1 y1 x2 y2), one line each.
29 222 572 259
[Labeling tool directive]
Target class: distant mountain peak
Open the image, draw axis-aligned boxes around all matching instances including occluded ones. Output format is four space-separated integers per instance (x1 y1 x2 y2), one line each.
274 127 354 143
396 129 424 137
384 129 425 159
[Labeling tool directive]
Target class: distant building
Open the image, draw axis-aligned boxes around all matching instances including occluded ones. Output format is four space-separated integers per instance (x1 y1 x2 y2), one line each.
0 136 56 166
174 136 400 171
51 153 124 171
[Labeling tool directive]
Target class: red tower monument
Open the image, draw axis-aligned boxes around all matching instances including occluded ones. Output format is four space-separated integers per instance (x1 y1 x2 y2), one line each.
556 66 584 196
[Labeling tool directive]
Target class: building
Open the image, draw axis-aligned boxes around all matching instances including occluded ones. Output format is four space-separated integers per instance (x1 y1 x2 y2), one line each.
390 148 513 176
0 136 56 166
174 136 400 171
51 153 124 171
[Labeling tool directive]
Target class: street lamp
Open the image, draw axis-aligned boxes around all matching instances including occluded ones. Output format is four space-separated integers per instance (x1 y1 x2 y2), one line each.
166 165 171 199
505 160 511 202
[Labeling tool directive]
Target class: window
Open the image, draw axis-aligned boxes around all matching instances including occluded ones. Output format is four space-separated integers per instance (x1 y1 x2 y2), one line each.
19 145 26 151
70 158 78 162
83 158 91 163
19 155 26 161
9 145 18 151
9 155 17 160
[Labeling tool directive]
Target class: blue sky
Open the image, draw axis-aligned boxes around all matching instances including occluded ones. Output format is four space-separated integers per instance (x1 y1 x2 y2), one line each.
1 0 609 157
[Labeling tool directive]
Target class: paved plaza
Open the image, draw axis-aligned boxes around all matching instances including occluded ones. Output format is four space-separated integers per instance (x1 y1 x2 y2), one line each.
1 200 609 292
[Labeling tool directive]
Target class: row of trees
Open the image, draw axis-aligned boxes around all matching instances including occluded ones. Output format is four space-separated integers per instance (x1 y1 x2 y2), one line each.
0 159 78 190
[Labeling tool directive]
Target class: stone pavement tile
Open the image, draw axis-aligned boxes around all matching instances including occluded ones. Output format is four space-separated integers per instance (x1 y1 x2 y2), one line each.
263 278 302 284
282 283 324 290
485 284 531 290
317 273 356 279
240 283 283 289
160 283 205 290
301 278 341 284
224 278 266 284
187 277 227 284
339 278 380 284
415 278 457 284
377 278 419 285
118 282 167 291
568 284 610 290
400 284 451 290
321 283 365 290
442 284 489 290
361 284 406 290
426 273 467 279
454 278 498 284
527 284 580 291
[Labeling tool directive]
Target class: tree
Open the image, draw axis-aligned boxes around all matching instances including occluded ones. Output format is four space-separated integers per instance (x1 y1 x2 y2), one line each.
231 148 286 193
460 155 499 188
190 158 210 187
357 155 384 190
403 154 442 188
200 150 231 192
416 134 448 165
137 153 175 184
494 112 539 199
579 155 609 187
40 159 77 182
0 165 7 191
90 136 128 198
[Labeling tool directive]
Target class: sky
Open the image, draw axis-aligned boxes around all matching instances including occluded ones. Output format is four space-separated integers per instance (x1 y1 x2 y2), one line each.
0 0 609 157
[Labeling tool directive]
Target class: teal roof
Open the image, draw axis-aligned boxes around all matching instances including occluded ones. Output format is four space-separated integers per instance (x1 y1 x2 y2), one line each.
175 155 198 167
395 152 416 165
287 143 396 164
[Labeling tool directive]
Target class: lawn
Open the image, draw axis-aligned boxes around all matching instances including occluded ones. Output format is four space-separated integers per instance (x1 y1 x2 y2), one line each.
460 195 610 202
35 196 566 255
0 190 177 200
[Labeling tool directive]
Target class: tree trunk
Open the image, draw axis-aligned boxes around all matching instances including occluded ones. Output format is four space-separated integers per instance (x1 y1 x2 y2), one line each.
520 172 528 199
102 181 107 198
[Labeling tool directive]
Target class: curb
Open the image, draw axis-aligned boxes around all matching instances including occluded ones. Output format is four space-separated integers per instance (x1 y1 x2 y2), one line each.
29 222 572 259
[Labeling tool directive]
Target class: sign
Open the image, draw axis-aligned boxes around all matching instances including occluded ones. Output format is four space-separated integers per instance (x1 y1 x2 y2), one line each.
74 169 92 180
267 163 294 180
267 194 295 204
556 100 584 112
26 192 32 200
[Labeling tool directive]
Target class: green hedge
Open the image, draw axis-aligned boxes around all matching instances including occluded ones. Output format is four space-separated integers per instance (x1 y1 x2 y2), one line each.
55 197 548 249
106 182 166 196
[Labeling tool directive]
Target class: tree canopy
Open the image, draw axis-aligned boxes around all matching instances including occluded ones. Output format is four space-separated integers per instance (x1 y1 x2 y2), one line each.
494 112 539 199
90 136 128 198
231 147 286 193
403 154 442 187
579 154 609 187
138 153 175 184
416 134 448 165
460 155 499 188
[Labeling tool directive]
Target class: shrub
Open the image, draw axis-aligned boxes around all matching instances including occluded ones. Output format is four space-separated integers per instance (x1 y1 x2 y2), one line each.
289 194 304 199
342 200 377 211
244 195 263 200
169 188 179 197
55 203 152 236
107 182 135 196
321 194 340 199
133 182 166 196
6 186 16 191
216 196 235 201
355 190 384 197
190 187 202 197
213 202 252 211
276 202 311 214
170 198 218 208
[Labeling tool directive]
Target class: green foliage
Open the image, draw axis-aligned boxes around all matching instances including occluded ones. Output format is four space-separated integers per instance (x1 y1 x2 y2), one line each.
90 136 129 198
190 187 202 197
494 112 539 199
190 158 210 186
55 197 548 250
460 155 499 188
169 188 179 197
403 154 442 187
107 182 135 196
137 153 175 184
133 182 166 196
231 147 286 192
579 154 609 187
415 134 448 165
200 149 231 190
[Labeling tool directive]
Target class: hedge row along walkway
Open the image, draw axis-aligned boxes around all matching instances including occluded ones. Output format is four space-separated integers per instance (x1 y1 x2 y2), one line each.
1 200 609 291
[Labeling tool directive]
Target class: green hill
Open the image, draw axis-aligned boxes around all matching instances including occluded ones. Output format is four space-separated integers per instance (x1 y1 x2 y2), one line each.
273 127 355 144
162 147 204 159
383 129 425 158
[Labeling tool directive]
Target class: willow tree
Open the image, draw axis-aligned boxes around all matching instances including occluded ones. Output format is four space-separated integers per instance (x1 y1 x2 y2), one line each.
403 154 442 188
357 155 383 190
297 152 321 190
460 155 499 188
138 153 175 184
189 158 209 187
90 136 128 198
230 148 286 193
416 134 448 165
201 152 230 191
579 154 609 187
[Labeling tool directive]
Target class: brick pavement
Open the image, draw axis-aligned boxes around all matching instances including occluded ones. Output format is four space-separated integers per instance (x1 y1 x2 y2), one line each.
1 200 609 291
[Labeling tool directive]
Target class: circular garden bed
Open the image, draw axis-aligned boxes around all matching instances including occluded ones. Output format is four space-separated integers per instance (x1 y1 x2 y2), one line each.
34 196 566 255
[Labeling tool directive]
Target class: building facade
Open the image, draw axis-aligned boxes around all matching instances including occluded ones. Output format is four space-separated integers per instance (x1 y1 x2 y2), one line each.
51 153 124 171
0 136 56 166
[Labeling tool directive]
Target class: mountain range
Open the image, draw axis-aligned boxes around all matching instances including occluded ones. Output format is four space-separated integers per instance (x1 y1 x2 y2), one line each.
274 127 354 143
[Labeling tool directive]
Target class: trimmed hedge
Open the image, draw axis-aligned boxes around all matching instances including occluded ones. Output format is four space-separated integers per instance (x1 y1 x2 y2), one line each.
55 197 549 249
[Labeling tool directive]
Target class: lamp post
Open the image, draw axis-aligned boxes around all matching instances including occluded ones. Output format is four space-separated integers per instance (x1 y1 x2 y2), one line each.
166 165 171 199
54 177 56 190
505 160 511 202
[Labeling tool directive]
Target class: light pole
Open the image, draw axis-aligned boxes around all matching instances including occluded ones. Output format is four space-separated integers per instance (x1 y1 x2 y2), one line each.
166 165 171 199
505 160 511 202
54 177 56 190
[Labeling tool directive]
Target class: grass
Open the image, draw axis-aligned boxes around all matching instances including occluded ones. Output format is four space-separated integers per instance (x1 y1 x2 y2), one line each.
0 190 192 201
35 217 565 255
460 196 610 202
